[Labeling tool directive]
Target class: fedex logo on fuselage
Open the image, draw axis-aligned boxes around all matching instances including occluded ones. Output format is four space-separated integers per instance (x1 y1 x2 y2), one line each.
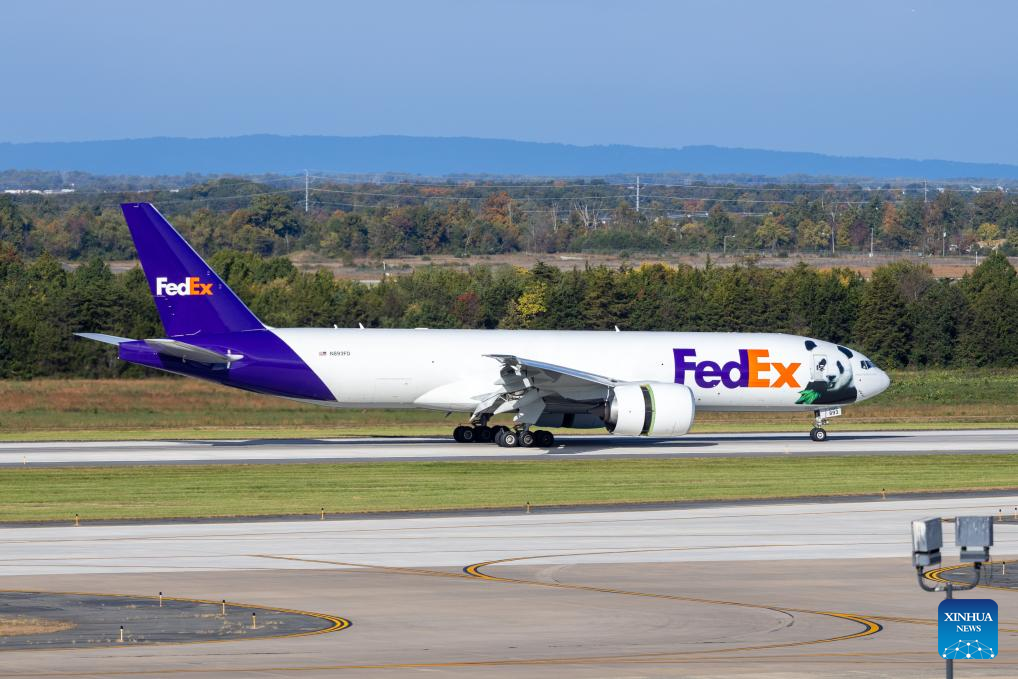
674 349 801 389
155 276 214 297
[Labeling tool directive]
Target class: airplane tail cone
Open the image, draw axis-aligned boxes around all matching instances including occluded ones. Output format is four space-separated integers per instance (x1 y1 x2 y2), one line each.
120 203 263 337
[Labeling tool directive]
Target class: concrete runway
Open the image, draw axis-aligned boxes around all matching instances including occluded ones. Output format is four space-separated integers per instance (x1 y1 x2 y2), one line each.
2 428 1016 466
3 495 1018 676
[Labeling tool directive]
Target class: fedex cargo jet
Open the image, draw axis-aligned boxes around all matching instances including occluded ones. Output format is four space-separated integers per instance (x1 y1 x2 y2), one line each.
77 203 890 447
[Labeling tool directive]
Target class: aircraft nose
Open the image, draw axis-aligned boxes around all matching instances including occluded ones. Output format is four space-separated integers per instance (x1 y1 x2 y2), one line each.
874 369 891 395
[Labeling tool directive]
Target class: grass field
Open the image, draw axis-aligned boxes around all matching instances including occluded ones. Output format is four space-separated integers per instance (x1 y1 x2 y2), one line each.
1 454 1018 522
1 369 1016 441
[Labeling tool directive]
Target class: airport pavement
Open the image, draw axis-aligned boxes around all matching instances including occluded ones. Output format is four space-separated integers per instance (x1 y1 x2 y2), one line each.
3 494 1018 676
0 428 1016 466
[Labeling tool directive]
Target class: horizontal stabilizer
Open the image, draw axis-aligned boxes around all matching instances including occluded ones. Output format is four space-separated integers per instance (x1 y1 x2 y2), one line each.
143 339 243 364
74 332 135 345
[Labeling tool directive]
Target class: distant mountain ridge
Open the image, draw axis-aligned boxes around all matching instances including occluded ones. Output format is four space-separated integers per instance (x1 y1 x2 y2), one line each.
2 134 1017 180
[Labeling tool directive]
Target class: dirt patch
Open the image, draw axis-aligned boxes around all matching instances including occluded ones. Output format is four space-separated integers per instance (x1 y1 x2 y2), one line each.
0 617 76 636
109 252 1009 281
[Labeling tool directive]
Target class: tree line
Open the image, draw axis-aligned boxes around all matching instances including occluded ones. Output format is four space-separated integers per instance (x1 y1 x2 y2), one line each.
4 176 1018 261
1 243 1015 379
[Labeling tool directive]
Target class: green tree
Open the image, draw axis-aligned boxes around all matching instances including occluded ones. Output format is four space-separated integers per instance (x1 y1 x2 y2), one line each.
796 219 829 251
958 252 1018 366
853 266 911 367
0 196 32 251
755 215 792 251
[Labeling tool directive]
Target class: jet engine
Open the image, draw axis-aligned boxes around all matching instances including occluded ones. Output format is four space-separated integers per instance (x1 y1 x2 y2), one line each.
605 383 695 436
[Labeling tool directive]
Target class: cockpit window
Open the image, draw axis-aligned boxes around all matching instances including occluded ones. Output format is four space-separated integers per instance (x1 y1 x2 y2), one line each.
860 360 875 370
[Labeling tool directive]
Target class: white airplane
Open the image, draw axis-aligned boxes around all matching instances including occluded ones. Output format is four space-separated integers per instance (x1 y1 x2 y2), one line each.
77 204 891 447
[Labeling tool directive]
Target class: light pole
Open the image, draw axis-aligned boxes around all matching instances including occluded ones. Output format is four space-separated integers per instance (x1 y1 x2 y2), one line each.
829 207 837 256
912 516 994 679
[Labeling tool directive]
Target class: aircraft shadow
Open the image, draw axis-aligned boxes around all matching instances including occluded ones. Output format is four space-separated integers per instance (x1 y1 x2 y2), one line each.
206 432 904 450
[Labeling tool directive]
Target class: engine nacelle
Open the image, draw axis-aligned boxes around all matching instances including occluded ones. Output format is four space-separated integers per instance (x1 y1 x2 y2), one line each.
605 383 695 437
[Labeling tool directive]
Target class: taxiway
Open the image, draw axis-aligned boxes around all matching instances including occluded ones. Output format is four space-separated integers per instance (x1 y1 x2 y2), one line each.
1 495 1018 676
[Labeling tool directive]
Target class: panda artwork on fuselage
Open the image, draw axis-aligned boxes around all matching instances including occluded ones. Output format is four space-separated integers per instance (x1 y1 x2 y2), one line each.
796 340 858 405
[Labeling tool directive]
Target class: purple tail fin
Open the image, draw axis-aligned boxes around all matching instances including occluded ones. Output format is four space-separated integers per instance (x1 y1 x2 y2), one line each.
121 203 263 337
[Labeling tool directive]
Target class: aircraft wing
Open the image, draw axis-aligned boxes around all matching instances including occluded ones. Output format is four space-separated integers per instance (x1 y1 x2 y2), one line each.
485 354 619 389
475 354 617 421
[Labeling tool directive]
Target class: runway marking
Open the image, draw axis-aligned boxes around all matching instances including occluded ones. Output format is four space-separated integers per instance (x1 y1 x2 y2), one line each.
463 551 882 653
256 553 475 579
924 559 1018 595
257 551 882 658
246 551 883 665
0 589 350 652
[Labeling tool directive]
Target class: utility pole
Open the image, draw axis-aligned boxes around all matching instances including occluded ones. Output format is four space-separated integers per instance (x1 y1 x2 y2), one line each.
924 179 928 205
870 227 874 257
635 175 640 213
304 170 309 213
830 208 837 255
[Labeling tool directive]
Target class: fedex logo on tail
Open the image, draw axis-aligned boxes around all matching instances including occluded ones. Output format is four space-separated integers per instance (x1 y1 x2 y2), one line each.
155 276 214 297
674 349 801 389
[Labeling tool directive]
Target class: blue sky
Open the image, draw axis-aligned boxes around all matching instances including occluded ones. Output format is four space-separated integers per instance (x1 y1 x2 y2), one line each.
3 1 1015 163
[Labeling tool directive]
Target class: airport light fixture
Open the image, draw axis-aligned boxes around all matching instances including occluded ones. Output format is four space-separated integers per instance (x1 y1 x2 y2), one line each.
912 517 942 568
956 515 993 564
912 516 994 679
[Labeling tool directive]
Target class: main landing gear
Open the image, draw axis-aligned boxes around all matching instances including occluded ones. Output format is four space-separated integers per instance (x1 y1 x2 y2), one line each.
809 407 842 442
453 424 555 448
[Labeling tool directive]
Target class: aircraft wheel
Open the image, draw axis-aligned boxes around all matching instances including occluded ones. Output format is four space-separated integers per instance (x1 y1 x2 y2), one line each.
520 431 536 447
810 427 828 442
457 426 475 443
535 430 554 447
499 430 519 448
474 426 494 443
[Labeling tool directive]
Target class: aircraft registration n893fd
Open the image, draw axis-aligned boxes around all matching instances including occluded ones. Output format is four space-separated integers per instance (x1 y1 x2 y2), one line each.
77 203 891 447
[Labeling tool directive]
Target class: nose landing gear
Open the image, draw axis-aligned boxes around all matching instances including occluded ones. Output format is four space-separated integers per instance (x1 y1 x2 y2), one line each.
809 407 842 442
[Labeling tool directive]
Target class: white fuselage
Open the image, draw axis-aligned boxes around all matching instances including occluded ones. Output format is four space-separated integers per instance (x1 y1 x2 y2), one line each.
274 328 890 413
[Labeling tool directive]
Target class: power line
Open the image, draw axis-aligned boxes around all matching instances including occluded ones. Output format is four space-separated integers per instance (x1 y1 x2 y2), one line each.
309 186 630 202
308 173 1008 194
